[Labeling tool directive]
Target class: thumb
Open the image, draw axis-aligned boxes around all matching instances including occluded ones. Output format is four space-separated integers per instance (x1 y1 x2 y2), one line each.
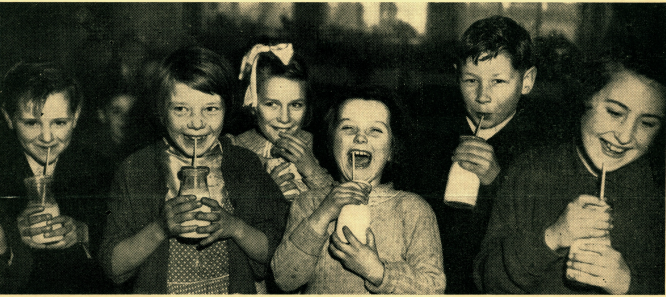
366 228 377 249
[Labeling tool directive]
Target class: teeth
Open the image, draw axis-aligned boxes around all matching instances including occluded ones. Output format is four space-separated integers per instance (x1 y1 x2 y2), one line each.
352 150 371 157
602 139 626 154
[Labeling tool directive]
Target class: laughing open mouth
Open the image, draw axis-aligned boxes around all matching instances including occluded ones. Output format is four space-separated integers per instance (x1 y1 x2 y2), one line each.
350 150 372 169
601 138 629 157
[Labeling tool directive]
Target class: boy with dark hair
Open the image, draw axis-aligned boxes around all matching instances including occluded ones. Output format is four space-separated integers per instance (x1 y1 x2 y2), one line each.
0 62 114 293
400 15 565 293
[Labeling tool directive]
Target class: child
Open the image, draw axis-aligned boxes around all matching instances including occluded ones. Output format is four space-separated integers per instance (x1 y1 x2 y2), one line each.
233 43 333 202
99 46 288 294
271 87 445 294
475 53 665 294
0 62 114 293
401 15 566 294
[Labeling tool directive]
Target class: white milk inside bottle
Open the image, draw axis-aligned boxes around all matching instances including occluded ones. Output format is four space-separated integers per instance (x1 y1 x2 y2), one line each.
30 203 64 244
178 166 212 239
444 162 480 208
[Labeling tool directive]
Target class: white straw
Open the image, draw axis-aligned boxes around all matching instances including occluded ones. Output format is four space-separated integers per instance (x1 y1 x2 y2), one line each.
192 138 197 167
474 115 485 137
599 163 606 202
352 153 355 181
44 146 50 176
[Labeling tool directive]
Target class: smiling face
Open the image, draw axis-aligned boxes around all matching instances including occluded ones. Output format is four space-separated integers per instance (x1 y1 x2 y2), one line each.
332 99 392 186
100 94 136 144
256 77 306 143
165 83 225 157
2 92 80 165
581 70 665 172
459 52 536 128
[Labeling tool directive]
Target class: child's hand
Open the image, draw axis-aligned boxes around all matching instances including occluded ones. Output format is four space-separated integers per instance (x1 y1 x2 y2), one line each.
544 195 612 250
451 136 500 185
567 239 630 294
17 204 52 248
274 132 320 178
315 182 369 224
269 161 298 194
162 195 200 237
196 197 242 246
330 226 385 286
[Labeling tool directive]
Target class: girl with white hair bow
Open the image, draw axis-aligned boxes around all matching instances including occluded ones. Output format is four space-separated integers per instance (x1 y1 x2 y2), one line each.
231 43 333 202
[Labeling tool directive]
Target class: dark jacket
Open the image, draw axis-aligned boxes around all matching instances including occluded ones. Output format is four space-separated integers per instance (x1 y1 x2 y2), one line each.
99 137 289 294
475 142 664 294
0 136 115 294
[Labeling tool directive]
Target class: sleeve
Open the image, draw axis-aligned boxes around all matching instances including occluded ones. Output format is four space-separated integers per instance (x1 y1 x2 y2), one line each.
302 165 334 190
271 189 330 292
365 195 446 294
473 160 565 294
0 212 32 293
234 148 290 279
98 163 140 284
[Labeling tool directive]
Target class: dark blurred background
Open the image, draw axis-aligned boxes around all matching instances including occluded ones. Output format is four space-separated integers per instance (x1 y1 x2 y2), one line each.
0 2 664 154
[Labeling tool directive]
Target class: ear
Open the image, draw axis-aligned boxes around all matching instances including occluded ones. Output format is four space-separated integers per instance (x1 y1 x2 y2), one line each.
521 66 537 95
97 108 107 124
1 108 14 129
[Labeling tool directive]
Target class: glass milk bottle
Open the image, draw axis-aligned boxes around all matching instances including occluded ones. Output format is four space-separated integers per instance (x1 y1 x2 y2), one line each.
336 181 372 244
178 166 212 239
444 135 481 209
24 175 63 244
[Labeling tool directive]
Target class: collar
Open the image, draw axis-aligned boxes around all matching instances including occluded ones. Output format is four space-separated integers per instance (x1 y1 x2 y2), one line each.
25 153 56 176
163 137 223 162
466 111 516 140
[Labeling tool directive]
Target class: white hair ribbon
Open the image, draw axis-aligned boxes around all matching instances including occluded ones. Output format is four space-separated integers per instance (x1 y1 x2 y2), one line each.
239 43 294 108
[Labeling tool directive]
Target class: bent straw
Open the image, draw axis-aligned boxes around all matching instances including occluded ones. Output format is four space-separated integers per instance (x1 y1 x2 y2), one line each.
599 163 607 202
474 115 485 137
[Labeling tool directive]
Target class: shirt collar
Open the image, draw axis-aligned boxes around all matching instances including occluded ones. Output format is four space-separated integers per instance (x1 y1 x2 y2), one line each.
466 111 516 140
25 153 56 176
163 137 223 161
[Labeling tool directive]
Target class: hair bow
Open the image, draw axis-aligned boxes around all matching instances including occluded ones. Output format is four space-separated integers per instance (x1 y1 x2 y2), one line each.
239 43 294 108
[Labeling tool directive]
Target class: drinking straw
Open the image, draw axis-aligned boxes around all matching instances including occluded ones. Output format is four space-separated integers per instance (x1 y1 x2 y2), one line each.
599 163 606 202
192 137 197 167
474 114 485 137
42 147 50 205
352 153 355 181
44 146 50 176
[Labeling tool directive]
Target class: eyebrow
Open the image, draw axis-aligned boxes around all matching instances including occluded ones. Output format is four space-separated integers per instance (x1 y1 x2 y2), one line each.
606 98 664 119
339 118 389 127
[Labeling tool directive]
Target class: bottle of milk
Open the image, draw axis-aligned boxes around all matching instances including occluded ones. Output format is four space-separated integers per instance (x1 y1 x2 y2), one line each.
24 175 64 244
177 166 212 239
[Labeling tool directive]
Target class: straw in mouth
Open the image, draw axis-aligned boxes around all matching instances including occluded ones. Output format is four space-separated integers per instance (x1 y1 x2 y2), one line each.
43 146 51 176
474 114 485 137
351 153 355 181
192 137 197 167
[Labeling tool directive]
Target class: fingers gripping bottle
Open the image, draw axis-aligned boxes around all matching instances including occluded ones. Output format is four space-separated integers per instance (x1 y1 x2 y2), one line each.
24 175 64 244
336 181 372 244
178 166 212 239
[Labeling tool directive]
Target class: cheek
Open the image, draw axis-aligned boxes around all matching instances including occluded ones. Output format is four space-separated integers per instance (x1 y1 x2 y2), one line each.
635 128 659 149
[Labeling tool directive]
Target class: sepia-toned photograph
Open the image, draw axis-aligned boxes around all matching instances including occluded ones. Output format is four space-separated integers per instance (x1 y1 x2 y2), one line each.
0 2 663 295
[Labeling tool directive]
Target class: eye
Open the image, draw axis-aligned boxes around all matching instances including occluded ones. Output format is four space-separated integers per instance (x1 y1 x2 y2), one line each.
339 125 357 134
205 106 220 112
641 119 660 129
53 120 69 126
605 107 623 118
462 78 477 84
22 120 39 127
492 79 507 84
368 127 384 136
290 102 305 109
263 101 278 108
172 106 188 115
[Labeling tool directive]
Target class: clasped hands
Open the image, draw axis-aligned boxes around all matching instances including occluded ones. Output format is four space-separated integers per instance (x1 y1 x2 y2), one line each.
544 195 630 294
17 204 88 249
162 195 240 246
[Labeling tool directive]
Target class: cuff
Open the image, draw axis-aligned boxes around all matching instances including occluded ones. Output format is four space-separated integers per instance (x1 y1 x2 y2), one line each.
364 261 397 294
508 230 564 275
288 220 329 256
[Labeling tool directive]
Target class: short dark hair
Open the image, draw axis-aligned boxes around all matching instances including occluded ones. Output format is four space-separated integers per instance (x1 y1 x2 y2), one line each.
153 46 236 125
324 86 412 183
456 15 534 72
1 62 82 117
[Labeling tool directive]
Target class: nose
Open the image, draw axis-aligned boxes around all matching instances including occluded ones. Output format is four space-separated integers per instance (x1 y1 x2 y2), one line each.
278 106 290 124
353 132 367 144
615 118 636 145
475 82 492 104
187 111 205 130
39 124 53 143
